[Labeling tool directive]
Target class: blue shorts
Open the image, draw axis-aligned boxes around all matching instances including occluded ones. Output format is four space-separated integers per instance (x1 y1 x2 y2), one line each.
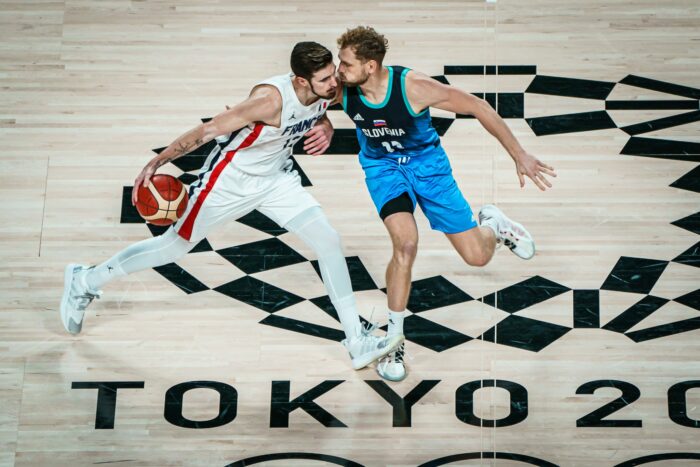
359 146 478 234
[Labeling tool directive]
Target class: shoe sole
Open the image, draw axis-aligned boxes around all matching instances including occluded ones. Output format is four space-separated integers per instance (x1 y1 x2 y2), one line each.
376 364 407 382
351 334 404 370
60 264 81 335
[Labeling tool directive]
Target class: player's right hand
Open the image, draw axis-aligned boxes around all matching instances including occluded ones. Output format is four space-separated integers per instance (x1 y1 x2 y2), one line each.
131 161 159 205
515 152 556 191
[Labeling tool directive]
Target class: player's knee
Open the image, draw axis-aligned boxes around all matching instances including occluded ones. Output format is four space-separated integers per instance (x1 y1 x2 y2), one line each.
303 220 343 260
325 226 342 249
393 239 418 266
464 249 491 267
159 228 197 262
318 227 342 257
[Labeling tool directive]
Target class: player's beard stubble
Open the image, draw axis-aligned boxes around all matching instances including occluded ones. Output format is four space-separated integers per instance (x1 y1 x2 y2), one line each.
309 82 337 99
338 70 369 87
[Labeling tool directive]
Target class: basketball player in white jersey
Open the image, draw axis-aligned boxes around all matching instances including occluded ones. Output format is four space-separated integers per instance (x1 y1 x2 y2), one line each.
60 42 403 370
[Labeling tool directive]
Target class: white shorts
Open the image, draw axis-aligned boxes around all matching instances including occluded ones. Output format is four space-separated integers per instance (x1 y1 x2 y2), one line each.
175 155 319 243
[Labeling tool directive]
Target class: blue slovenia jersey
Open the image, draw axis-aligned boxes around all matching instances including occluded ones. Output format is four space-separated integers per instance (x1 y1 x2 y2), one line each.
343 65 440 158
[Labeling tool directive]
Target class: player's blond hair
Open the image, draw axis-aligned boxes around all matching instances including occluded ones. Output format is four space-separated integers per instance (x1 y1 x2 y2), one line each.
337 26 388 65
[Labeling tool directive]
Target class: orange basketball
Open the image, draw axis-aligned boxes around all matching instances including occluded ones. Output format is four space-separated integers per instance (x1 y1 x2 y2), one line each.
135 174 188 226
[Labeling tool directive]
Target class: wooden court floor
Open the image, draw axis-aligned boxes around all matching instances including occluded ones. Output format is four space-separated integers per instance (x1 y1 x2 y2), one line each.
1 1 699 466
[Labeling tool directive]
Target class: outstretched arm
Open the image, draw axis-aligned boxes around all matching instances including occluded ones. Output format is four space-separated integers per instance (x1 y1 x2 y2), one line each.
132 87 280 204
406 71 556 191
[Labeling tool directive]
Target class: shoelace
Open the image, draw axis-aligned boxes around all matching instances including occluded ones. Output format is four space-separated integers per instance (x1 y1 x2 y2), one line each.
346 321 382 356
393 343 405 363
361 321 379 336
74 291 100 311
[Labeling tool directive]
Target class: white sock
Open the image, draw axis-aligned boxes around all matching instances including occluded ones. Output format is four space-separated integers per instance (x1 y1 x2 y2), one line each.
388 310 405 337
480 217 500 241
84 262 124 292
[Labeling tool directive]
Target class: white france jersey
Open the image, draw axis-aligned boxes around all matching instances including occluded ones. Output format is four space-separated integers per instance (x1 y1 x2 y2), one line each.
221 73 332 176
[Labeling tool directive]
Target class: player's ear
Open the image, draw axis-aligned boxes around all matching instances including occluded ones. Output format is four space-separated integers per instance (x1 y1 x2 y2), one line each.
294 75 310 89
366 59 378 74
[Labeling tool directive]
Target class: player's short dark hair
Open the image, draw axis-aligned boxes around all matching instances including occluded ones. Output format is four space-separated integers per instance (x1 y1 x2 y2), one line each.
290 42 333 81
337 26 388 65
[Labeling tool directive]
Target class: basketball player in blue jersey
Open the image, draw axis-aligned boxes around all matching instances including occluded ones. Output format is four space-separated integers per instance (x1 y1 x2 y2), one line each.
334 27 557 381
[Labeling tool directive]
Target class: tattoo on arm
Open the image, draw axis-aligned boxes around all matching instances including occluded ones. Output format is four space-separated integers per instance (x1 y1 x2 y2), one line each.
171 137 204 158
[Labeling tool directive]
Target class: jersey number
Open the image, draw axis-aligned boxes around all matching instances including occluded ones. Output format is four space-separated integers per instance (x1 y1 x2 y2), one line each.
381 141 404 153
283 135 302 150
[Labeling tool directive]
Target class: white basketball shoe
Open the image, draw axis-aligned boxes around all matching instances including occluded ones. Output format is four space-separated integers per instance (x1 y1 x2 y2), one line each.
343 323 404 370
377 343 406 382
478 205 535 260
60 264 101 335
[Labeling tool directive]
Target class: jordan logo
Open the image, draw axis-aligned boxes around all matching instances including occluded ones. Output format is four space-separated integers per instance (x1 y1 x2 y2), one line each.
353 113 364 121
289 112 296 120
107 266 114 273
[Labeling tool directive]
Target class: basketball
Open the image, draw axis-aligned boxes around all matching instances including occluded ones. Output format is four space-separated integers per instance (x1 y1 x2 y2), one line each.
135 174 188 226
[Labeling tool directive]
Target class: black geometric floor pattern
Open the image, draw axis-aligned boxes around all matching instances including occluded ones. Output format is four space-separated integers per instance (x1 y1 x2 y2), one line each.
118 65 699 353
120 201 700 352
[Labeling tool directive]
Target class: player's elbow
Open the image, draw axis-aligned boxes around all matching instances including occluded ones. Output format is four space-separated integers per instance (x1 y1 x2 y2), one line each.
471 96 495 119
201 120 222 142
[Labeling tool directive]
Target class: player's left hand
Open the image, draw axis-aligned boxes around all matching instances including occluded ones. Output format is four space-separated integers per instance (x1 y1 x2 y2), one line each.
304 120 333 156
515 152 556 191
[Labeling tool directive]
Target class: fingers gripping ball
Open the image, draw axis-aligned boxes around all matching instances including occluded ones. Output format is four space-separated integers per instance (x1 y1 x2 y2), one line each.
135 174 188 226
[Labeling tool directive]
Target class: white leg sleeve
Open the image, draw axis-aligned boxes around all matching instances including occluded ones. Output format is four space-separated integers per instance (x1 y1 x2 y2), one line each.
85 228 196 291
284 206 362 341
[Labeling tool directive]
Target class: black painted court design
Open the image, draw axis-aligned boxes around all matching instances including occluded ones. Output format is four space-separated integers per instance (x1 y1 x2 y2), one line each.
120 65 699 353
221 451 700 467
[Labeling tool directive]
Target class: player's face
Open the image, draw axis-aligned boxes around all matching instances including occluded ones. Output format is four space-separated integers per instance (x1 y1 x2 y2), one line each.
337 48 370 86
308 63 338 99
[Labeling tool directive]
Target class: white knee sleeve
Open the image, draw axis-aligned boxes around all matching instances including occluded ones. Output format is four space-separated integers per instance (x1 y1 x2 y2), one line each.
285 207 362 340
